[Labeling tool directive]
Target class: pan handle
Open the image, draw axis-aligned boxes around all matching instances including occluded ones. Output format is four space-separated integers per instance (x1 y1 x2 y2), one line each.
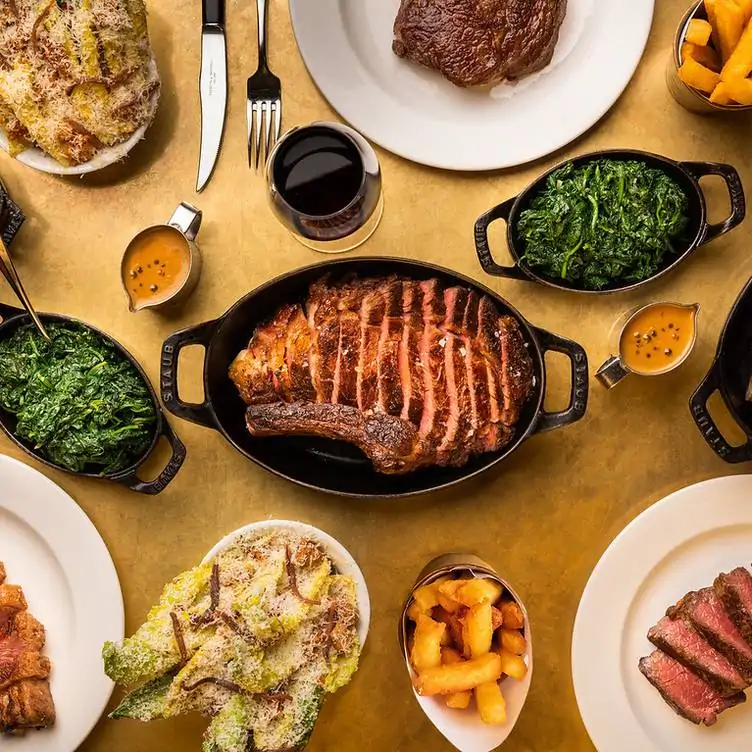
160 319 218 428
689 363 752 463
0 301 22 322
680 161 746 245
474 197 529 280
533 328 589 434
110 418 187 495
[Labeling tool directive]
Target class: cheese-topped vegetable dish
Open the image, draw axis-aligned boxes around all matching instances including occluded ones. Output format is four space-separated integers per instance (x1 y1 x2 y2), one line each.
0 0 160 165
102 529 361 752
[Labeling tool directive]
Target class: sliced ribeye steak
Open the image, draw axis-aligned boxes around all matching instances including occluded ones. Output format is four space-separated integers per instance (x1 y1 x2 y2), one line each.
715 567 752 646
638 650 746 727
392 0 568 88
648 616 748 697
229 275 535 475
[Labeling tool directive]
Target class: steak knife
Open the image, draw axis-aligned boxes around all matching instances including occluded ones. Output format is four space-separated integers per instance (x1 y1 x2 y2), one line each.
196 0 228 192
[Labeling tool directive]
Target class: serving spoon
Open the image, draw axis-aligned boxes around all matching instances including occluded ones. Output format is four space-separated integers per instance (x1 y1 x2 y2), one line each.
0 178 50 342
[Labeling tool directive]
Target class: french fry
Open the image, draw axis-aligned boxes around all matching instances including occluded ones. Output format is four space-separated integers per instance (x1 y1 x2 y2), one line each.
716 74 752 102
442 647 473 709
682 41 722 70
455 578 504 607
500 628 528 656
500 601 525 630
433 606 466 649
406 601 424 622
679 56 722 92
736 0 752 23
491 606 503 631
463 603 494 658
709 81 734 103
414 653 503 696
412 580 443 613
411 615 446 672
721 16 752 78
686 17 713 45
712 0 745 61
498 649 529 681
475 681 507 725
437 580 464 613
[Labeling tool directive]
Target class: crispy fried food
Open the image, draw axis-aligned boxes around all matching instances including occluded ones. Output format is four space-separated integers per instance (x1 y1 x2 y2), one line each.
411 615 446 672
682 41 722 70
500 629 527 656
500 601 525 630
436 580 464 613
709 0 745 61
497 649 529 681
686 18 713 45
455 578 504 608
721 15 752 78
462 603 494 659
414 653 503 696
475 681 507 725
679 56 722 93
709 81 734 103
441 647 472 709
716 74 752 102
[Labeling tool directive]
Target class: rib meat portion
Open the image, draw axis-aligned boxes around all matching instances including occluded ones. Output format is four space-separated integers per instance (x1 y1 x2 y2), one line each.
0 564 55 735
392 0 568 88
638 650 746 727
230 275 535 475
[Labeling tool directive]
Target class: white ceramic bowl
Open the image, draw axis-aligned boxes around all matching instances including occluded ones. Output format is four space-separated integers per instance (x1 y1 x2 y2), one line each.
0 58 160 176
202 519 370 648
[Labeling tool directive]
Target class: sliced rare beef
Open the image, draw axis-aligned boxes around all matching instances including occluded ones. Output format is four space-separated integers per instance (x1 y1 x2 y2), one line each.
638 650 746 726
669 588 752 682
648 616 748 697
715 567 752 646
231 275 535 474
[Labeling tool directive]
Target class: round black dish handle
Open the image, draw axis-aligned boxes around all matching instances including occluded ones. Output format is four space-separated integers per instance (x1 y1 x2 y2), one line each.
110 419 187 495
533 328 589 434
689 364 752 463
474 197 529 280
680 161 746 245
160 319 218 428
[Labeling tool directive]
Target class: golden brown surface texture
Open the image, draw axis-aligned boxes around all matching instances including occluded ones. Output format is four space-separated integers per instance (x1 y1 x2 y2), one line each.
1 0 752 750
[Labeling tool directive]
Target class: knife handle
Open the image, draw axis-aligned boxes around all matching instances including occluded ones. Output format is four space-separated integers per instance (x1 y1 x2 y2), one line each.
203 0 225 27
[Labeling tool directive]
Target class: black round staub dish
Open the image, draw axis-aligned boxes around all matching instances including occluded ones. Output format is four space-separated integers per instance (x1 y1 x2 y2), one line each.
691 277 752 463
0 302 186 494
475 149 746 294
160 258 589 498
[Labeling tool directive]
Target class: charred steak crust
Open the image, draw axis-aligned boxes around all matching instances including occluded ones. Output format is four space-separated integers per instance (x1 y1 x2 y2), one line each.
714 568 752 646
392 0 568 88
230 275 535 475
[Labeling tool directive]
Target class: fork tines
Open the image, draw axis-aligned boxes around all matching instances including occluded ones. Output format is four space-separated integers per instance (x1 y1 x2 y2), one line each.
246 76 282 170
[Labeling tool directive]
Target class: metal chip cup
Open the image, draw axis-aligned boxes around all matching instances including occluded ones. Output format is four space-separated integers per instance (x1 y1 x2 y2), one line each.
400 554 533 752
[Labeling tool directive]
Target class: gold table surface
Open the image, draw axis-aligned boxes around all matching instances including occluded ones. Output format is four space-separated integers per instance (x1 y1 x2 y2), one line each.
1 0 751 750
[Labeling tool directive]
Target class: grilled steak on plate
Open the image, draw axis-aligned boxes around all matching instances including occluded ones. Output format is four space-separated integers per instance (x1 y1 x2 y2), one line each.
715 568 752 646
638 650 746 727
392 0 568 88
229 275 534 475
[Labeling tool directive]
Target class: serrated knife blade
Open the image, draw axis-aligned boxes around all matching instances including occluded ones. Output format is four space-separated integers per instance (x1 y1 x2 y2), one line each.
196 0 227 192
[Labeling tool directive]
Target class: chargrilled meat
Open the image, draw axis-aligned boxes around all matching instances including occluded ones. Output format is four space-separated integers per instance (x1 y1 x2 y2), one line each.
392 0 568 88
0 564 55 735
229 275 535 475
715 568 752 646
638 650 746 727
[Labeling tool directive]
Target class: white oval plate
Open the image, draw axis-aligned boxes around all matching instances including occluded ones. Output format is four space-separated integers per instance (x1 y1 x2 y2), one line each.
289 0 654 171
203 519 370 648
572 475 752 752
0 454 123 750
0 58 159 176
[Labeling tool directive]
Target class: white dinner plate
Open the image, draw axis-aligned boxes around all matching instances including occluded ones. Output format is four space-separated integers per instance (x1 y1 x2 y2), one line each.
0 58 159 176
572 475 752 752
289 0 654 171
0 454 124 750
204 519 370 649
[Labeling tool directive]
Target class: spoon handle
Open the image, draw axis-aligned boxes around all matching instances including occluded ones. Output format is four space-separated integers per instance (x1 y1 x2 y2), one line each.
0 238 50 342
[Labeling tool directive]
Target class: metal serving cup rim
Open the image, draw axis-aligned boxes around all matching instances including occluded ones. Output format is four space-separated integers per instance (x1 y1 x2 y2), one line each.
399 554 533 752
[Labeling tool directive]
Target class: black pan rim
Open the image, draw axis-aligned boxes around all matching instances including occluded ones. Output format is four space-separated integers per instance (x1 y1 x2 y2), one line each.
190 257 564 499
0 307 165 479
504 148 709 295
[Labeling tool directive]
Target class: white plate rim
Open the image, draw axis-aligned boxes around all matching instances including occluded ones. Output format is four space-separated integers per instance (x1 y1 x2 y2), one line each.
0 454 124 751
203 519 371 648
0 57 159 176
289 0 655 171
571 475 752 752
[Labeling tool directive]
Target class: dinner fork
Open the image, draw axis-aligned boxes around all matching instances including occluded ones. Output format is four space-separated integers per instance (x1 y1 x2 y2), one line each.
247 0 282 170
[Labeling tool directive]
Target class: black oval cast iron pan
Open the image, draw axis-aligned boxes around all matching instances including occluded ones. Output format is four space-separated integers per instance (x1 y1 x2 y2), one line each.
691 277 752 463
0 302 186 494
475 149 746 294
160 258 589 498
